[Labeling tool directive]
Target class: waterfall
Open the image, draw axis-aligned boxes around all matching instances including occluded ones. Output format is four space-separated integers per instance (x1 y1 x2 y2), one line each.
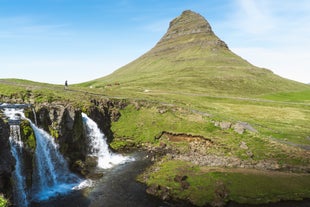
9 124 28 207
32 107 37 125
2 106 90 204
3 108 28 207
81 113 133 169
30 121 83 201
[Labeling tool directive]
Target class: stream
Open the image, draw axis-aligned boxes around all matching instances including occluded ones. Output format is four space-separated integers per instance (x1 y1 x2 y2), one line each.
1 105 309 207
30 151 191 207
30 151 310 207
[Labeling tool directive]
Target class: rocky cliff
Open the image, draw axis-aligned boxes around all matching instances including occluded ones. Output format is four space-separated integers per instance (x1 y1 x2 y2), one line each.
0 98 126 203
152 10 228 55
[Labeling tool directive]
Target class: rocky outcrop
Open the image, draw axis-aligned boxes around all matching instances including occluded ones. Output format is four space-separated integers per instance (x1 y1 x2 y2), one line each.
214 121 257 134
36 107 52 132
0 98 125 183
28 99 126 173
153 10 228 55
19 120 36 191
88 106 114 143
156 131 213 143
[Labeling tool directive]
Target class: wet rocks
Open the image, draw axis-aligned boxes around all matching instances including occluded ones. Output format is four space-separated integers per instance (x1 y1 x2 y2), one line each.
174 175 190 190
36 107 52 132
22 98 125 173
70 157 103 179
88 106 114 142
211 181 229 207
146 184 171 201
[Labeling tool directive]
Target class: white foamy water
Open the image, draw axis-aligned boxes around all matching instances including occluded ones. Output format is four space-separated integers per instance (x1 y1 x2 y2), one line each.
30 121 83 201
2 107 91 204
3 108 28 207
82 113 134 169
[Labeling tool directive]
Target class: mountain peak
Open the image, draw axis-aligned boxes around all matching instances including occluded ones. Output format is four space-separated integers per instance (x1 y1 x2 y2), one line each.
165 10 213 39
92 10 308 96
151 10 228 55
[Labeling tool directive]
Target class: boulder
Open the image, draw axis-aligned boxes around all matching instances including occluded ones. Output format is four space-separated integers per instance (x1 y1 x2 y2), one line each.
219 122 231 130
233 122 257 134
239 141 249 150
174 175 188 183
233 124 245 134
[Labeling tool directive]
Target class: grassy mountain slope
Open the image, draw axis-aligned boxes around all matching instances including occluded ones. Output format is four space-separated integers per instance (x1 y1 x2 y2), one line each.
82 10 309 96
1 10 310 206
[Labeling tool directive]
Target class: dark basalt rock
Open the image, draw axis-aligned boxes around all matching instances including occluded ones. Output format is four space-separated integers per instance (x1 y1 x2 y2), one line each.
36 107 52 132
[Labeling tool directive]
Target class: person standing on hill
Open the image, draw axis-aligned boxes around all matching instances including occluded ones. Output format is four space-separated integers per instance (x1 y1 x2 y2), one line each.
65 80 68 90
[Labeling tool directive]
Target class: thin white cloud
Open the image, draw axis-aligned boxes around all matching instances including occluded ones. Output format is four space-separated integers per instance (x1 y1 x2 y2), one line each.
234 0 275 34
230 0 310 45
223 0 310 83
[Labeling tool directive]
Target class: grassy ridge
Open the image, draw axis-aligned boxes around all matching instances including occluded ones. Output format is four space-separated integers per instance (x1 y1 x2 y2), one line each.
82 47 309 97
262 90 310 102
138 160 310 206
0 79 99 106
110 102 309 166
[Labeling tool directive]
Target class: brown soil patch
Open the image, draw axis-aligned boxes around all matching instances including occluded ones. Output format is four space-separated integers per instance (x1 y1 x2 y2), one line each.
158 131 213 143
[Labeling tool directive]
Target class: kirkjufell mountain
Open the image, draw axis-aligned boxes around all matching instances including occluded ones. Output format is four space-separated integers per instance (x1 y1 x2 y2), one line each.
84 10 309 95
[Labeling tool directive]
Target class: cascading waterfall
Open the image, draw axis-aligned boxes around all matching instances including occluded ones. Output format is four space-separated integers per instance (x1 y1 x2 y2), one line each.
30 121 83 201
31 107 37 125
2 106 90 205
8 116 29 207
81 113 133 169
3 108 28 207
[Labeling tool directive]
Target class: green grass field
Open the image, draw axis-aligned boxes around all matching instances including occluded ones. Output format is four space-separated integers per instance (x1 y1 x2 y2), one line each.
138 159 310 206
1 75 310 206
1 10 310 206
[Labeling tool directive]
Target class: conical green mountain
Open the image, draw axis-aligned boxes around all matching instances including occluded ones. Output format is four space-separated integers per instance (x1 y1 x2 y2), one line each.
87 10 309 96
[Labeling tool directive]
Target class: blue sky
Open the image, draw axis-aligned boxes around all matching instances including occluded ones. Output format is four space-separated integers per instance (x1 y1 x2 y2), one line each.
0 0 309 84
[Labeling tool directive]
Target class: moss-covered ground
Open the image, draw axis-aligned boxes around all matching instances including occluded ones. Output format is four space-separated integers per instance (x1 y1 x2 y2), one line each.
0 195 8 207
138 159 310 206
1 78 310 206
107 90 310 206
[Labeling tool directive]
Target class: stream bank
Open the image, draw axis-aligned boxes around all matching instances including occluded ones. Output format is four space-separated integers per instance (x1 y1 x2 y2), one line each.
30 151 193 207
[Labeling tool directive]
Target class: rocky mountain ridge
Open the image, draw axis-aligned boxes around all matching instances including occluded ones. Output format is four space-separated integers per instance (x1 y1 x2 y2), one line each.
151 10 228 55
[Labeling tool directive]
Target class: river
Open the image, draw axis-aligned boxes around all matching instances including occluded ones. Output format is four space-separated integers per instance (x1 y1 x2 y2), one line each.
30 151 310 207
30 151 193 207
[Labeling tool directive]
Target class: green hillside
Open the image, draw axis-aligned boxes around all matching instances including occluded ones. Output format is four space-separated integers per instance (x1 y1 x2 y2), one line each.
1 10 310 207
81 10 309 96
